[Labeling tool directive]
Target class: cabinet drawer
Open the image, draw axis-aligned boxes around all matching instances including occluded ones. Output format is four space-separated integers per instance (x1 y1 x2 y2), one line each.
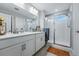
0 37 24 50
36 33 45 38
0 34 35 50
22 34 35 40
0 43 22 56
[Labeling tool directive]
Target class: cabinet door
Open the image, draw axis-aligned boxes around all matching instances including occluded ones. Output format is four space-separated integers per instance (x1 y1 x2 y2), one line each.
41 36 45 47
0 44 22 56
36 38 41 52
29 39 35 55
23 39 35 56
36 33 45 52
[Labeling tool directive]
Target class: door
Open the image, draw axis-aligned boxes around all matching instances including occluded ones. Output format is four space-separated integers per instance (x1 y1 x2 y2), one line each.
28 39 35 55
0 44 22 56
36 37 41 52
54 15 70 47
41 36 45 47
72 4 79 55
41 34 45 47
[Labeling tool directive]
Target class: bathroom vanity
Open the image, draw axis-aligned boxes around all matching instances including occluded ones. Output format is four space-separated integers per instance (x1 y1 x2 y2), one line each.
0 32 45 56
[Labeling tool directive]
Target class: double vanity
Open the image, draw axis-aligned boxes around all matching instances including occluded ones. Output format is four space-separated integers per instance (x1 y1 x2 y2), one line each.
0 32 45 56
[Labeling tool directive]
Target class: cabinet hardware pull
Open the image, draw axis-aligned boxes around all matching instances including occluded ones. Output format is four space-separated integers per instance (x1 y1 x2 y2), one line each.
22 44 26 51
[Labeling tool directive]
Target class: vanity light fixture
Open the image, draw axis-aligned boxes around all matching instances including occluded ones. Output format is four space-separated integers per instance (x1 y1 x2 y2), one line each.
29 6 38 16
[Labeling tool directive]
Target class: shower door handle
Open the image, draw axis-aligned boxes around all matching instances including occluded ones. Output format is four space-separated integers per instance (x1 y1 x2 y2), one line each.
67 21 70 28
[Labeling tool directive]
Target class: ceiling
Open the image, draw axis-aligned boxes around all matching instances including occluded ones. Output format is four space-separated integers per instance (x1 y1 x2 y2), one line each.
31 3 71 15
0 3 37 19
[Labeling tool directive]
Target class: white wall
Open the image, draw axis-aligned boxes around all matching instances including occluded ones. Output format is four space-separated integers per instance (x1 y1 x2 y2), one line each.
72 4 79 56
35 13 40 26
0 12 11 32
46 15 55 43
39 11 45 31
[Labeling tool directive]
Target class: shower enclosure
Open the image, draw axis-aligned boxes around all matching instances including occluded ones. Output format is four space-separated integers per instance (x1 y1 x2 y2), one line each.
45 9 71 47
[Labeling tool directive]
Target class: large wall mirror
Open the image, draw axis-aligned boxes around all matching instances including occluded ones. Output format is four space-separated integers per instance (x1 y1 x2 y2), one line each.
0 12 38 34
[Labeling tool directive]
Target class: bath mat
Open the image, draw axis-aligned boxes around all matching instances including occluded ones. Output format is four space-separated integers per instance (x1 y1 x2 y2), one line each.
47 47 70 56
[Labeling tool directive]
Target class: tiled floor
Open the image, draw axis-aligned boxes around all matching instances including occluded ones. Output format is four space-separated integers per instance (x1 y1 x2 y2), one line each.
35 43 56 56
35 44 49 56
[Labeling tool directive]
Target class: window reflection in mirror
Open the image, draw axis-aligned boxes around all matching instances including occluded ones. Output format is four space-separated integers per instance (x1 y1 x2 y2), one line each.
12 16 37 33
26 18 37 32
11 16 27 33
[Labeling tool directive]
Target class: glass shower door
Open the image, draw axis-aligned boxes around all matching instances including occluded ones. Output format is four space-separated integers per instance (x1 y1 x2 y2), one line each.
54 15 70 47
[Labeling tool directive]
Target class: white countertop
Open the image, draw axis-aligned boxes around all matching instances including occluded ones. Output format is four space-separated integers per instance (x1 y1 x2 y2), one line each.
0 32 44 40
